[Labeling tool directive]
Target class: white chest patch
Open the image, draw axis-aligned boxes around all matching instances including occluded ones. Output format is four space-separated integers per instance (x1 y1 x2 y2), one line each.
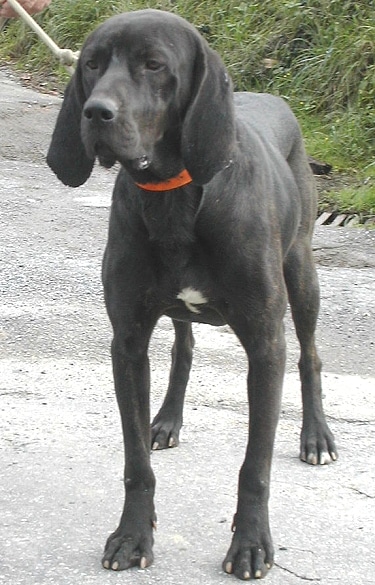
177 287 208 314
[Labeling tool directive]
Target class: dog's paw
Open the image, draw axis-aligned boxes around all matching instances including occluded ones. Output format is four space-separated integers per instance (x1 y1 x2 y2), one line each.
151 412 181 450
300 421 338 465
102 519 156 571
223 527 273 580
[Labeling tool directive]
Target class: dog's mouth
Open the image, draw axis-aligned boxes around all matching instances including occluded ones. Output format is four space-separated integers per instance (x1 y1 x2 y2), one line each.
96 147 117 169
85 140 115 169
131 154 150 171
92 142 151 172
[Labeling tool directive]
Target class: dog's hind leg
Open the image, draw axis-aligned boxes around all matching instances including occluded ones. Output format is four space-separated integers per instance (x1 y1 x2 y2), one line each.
284 240 338 465
151 320 194 450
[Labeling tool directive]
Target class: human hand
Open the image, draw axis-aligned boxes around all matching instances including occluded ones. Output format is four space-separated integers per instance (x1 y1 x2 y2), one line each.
0 0 51 18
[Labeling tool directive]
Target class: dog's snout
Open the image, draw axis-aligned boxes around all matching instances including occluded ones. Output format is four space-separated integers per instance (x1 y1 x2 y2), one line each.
83 98 117 123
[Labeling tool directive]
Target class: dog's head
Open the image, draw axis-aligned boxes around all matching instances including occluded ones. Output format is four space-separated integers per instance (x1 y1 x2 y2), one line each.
47 9 236 187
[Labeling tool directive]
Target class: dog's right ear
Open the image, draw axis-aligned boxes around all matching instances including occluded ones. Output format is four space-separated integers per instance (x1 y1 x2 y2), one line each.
47 67 95 187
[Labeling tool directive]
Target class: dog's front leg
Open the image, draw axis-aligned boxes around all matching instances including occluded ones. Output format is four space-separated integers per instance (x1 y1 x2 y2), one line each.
223 319 286 580
102 321 157 571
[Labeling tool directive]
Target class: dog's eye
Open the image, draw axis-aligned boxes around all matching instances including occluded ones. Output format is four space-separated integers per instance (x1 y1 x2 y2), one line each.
86 59 98 70
145 59 164 72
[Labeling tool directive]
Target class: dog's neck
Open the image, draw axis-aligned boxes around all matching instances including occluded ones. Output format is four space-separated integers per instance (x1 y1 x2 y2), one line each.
139 181 203 249
125 126 193 189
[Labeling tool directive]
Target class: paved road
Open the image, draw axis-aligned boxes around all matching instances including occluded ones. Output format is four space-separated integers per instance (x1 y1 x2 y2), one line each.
1 69 374 584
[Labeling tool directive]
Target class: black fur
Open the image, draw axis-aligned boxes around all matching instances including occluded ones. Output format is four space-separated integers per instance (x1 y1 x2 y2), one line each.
47 9 337 580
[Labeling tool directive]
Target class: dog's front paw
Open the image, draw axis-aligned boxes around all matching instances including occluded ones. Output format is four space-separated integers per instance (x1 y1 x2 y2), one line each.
223 526 274 580
102 518 156 571
300 421 338 465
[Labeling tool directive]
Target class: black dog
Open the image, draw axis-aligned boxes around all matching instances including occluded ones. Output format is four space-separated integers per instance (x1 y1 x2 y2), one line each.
47 9 337 580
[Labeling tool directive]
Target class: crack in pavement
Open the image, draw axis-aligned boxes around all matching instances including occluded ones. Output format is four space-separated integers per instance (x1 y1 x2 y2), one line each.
275 562 321 582
350 487 375 499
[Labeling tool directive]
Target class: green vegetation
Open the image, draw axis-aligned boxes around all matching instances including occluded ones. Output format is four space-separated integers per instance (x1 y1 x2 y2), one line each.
1 0 374 217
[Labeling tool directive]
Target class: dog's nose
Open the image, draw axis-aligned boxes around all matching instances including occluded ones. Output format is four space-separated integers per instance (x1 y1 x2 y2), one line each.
83 98 117 123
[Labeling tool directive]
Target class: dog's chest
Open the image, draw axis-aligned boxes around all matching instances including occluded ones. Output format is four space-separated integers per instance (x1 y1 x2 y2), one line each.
156 244 210 301
153 246 227 326
141 191 227 324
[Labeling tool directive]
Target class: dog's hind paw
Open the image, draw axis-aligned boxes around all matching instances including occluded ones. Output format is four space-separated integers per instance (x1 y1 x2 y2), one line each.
300 422 338 465
300 449 337 465
151 412 181 450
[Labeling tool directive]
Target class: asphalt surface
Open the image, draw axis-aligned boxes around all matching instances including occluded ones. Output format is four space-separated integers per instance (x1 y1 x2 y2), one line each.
1 68 374 585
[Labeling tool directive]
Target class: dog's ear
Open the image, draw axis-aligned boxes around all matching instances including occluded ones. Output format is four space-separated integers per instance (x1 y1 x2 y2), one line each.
181 38 236 185
47 66 95 187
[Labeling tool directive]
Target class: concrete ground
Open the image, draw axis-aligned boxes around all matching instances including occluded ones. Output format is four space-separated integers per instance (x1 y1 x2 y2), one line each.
1 68 374 584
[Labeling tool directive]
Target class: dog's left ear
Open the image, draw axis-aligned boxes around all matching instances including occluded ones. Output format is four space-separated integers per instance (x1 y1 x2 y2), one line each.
47 66 95 187
181 37 236 185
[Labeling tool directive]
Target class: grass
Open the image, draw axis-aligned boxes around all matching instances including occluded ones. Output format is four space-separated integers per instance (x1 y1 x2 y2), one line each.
334 185 375 215
1 0 374 217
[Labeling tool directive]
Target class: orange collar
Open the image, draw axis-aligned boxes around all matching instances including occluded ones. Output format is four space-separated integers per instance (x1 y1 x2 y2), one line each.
135 169 192 192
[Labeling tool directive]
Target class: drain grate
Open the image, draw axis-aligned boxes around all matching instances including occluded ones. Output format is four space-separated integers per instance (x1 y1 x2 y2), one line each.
315 212 375 227
315 212 353 226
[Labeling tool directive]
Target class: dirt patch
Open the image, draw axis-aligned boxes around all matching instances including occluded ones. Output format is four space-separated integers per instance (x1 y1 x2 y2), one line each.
315 172 358 200
0 60 65 95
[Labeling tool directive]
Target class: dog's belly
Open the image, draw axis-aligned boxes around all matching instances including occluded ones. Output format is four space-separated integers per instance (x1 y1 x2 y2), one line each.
164 305 226 326
164 287 227 326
